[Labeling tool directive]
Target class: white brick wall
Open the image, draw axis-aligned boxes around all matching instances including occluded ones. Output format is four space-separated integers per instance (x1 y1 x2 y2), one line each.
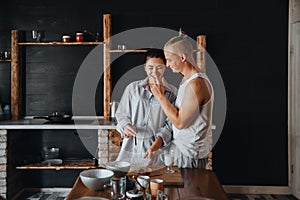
0 130 7 199
98 129 109 166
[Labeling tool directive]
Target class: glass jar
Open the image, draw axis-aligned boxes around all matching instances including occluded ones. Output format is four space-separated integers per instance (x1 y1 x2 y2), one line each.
76 33 84 42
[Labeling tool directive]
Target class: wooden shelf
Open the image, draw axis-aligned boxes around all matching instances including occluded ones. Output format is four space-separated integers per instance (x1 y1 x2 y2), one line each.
0 59 11 62
18 41 104 46
16 159 97 170
110 49 147 53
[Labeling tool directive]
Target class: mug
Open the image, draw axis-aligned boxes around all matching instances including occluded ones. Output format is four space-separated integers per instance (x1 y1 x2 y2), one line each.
150 179 164 197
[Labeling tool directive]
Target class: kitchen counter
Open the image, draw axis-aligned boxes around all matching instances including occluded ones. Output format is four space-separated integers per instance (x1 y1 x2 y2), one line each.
0 117 117 129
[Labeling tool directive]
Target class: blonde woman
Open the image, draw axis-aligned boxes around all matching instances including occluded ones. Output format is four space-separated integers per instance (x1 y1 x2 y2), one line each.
150 32 214 168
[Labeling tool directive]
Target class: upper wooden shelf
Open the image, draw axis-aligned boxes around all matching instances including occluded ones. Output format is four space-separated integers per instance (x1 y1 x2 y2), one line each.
18 41 104 46
110 49 147 53
0 59 11 62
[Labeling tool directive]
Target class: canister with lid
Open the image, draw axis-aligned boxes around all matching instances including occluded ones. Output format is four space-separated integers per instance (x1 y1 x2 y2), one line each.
75 33 84 42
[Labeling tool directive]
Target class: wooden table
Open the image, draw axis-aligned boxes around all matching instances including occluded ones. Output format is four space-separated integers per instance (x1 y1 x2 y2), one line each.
66 168 228 200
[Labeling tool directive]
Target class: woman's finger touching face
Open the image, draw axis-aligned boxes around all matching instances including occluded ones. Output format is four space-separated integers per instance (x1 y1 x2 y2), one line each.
144 57 166 82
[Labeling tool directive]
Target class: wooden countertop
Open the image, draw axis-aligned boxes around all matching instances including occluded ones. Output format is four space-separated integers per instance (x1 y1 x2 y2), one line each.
66 168 228 200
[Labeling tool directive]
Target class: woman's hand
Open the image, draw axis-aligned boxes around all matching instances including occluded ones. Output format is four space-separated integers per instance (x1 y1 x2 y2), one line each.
149 83 165 99
123 124 136 138
149 76 165 99
144 148 158 166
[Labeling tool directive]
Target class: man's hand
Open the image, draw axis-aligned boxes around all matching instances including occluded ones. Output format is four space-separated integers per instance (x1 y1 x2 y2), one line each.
123 124 137 138
144 148 154 159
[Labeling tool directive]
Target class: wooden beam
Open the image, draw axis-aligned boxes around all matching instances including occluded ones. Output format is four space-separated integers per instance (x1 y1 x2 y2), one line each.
196 35 212 170
196 35 206 73
103 14 111 120
11 30 22 120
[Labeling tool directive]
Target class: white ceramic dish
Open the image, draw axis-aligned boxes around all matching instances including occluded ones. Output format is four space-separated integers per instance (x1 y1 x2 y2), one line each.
42 159 63 166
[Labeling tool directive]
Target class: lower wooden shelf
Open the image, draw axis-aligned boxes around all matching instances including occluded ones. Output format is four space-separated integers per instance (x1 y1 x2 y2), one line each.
16 159 97 170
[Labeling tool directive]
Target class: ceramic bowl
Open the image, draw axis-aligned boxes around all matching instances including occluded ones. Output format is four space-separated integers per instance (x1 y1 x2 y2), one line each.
80 169 114 191
105 161 131 177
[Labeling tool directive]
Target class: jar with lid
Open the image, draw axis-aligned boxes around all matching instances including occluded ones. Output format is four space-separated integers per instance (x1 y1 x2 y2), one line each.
62 35 71 42
75 33 84 42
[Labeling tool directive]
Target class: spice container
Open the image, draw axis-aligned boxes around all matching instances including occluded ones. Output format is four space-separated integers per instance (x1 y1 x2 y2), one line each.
75 33 84 42
62 35 71 42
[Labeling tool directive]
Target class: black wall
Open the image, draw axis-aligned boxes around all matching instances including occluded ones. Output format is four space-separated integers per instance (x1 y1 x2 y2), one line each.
0 0 289 186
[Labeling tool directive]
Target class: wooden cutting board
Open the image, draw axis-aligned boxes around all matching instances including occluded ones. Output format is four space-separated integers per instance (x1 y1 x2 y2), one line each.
149 166 184 187
128 166 184 187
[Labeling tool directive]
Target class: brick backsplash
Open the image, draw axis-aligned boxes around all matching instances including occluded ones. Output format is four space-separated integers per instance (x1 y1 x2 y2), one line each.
0 130 7 199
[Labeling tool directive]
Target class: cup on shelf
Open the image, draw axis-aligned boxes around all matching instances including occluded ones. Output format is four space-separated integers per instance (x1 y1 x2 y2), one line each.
32 30 42 42
62 35 71 42
4 51 11 59
75 33 84 42
117 44 126 50
0 51 11 60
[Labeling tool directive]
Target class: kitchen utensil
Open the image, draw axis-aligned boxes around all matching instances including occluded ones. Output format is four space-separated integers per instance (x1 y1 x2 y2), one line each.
33 112 72 123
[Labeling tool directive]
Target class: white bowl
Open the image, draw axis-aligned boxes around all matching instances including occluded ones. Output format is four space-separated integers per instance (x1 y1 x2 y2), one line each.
105 161 131 177
80 169 114 191
42 159 63 166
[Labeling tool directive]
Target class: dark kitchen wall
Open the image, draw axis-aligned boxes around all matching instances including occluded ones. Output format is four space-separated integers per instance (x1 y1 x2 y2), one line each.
0 0 289 186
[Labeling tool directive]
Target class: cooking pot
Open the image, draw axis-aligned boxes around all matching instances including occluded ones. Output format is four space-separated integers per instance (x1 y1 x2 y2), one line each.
33 112 72 123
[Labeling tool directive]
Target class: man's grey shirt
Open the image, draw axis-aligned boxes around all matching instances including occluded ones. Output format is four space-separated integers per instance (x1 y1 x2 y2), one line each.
115 78 177 163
